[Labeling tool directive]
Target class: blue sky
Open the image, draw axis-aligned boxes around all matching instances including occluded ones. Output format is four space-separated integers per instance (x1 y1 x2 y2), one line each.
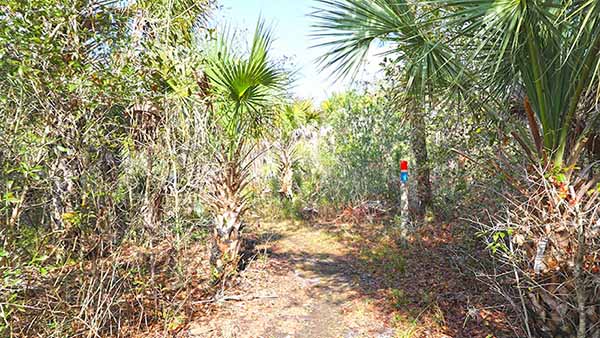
214 0 383 103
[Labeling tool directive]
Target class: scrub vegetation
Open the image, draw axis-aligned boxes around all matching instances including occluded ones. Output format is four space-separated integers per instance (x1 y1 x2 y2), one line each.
1 0 599 337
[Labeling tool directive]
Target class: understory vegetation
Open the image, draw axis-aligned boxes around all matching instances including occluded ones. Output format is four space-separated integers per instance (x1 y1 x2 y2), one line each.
1 0 599 337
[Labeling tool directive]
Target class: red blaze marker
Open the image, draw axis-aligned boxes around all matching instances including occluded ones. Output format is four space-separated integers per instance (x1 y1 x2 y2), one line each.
400 160 408 171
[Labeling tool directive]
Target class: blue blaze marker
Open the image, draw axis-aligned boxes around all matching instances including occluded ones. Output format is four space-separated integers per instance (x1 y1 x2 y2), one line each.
400 172 408 183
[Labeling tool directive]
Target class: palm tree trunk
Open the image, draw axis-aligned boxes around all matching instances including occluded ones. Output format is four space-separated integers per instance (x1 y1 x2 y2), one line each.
207 153 249 281
210 208 243 278
409 112 432 218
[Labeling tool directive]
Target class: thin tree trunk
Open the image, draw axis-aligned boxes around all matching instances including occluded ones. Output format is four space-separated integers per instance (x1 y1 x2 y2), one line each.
50 155 76 231
574 205 587 338
409 111 432 218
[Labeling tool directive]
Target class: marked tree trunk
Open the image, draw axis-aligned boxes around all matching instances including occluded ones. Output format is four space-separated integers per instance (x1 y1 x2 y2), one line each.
409 111 432 219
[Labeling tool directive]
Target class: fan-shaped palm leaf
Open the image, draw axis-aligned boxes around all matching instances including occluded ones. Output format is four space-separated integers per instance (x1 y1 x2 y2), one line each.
205 19 285 138
312 0 461 97
432 0 600 166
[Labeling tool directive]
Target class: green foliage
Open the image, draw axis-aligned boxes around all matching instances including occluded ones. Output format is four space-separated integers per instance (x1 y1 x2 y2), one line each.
315 0 600 170
434 0 600 166
2 0 596 336
205 20 286 142
0 0 216 335
479 228 514 255
312 0 461 97
275 100 320 141
256 87 413 217
1 0 138 259
318 89 408 204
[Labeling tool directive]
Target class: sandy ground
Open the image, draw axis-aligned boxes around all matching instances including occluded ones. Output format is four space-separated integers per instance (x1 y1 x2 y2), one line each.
183 219 516 338
186 221 394 338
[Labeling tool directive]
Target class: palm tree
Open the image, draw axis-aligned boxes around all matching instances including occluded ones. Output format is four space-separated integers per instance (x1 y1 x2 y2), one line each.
312 0 462 218
433 2 600 337
314 1 600 336
438 0 600 171
203 20 285 279
273 100 319 199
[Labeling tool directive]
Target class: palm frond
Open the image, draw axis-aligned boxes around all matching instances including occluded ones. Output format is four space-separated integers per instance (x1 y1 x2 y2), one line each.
312 0 462 98
205 19 285 138
311 0 408 79
434 0 600 165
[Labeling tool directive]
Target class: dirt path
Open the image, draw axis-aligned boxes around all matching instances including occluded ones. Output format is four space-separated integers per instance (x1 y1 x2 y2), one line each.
187 221 394 338
185 219 517 338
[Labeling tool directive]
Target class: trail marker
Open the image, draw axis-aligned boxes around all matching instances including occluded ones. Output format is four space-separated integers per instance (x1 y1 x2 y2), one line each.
399 160 410 229
400 160 408 183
